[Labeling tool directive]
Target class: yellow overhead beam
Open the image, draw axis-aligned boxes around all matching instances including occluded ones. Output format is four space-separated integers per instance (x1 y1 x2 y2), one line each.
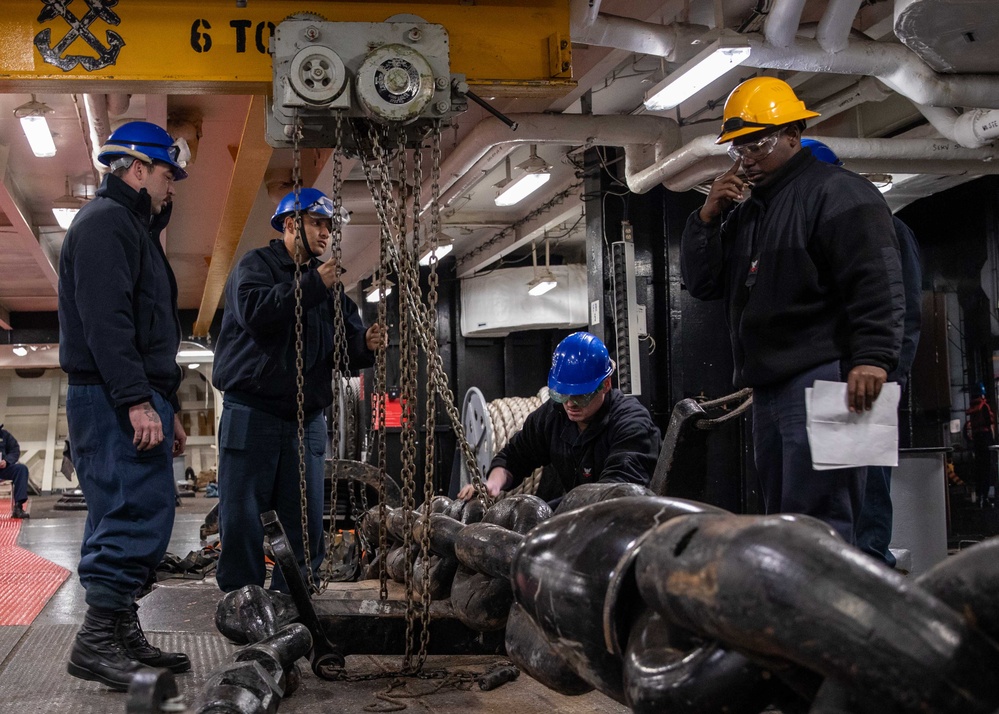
0 1 574 96
193 94 272 338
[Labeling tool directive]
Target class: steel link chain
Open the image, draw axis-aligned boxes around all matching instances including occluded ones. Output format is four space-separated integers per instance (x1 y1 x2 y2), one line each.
358 129 491 510
290 112 316 593
321 111 349 592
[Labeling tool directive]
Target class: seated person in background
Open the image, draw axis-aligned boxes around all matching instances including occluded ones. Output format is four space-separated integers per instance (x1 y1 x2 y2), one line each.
458 332 661 507
0 423 31 518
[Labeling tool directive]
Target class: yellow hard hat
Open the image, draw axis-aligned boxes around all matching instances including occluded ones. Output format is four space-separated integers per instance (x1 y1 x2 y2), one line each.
716 77 820 144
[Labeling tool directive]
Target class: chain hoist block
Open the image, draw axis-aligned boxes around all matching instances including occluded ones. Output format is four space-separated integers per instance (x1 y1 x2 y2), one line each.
268 18 467 153
633 513 999 714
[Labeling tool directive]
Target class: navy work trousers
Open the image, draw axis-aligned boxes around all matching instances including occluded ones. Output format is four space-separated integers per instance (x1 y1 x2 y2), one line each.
215 397 327 594
67 385 177 610
752 361 866 544
0 463 29 504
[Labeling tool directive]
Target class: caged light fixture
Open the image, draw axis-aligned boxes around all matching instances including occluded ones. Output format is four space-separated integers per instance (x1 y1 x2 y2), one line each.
418 233 455 266
52 177 84 230
527 236 558 297
365 279 394 304
494 145 551 207
14 95 57 158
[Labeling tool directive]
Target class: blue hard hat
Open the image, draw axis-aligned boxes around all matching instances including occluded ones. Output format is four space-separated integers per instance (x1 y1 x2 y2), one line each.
98 121 189 180
271 188 336 232
548 332 614 395
800 138 843 167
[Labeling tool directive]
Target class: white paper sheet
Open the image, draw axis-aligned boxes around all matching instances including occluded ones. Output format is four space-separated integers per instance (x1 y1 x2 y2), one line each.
805 380 901 470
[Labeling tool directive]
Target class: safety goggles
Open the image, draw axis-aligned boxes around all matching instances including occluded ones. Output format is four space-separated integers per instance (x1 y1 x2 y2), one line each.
305 195 336 215
549 387 602 408
127 137 192 167
727 129 784 162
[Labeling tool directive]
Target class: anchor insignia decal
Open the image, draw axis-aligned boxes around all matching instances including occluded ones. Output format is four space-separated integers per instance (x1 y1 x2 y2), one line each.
34 0 125 72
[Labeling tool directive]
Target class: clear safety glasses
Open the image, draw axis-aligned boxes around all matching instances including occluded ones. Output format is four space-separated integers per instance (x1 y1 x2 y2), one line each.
727 129 784 162
549 387 602 408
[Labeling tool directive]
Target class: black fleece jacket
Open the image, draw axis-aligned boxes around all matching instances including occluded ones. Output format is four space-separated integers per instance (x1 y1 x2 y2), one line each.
0 427 21 465
58 174 183 410
681 149 904 388
211 239 375 420
490 388 661 503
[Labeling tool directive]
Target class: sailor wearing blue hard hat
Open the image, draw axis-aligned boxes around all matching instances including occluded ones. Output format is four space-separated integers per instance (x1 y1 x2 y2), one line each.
457 332 660 505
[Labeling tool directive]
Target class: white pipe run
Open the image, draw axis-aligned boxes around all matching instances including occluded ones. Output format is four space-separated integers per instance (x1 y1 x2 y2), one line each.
640 136 999 194
816 0 865 53
83 94 111 176
764 0 808 48
909 104 999 149
743 35 999 110
809 76 894 125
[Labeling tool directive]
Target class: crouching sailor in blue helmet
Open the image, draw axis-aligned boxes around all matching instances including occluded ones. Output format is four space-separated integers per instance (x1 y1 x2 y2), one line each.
211 188 383 595
59 121 192 690
458 332 661 507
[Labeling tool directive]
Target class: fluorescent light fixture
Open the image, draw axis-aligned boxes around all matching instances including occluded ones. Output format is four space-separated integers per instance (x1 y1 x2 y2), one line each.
12 345 28 357
14 96 57 158
527 237 558 297
419 234 455 266
365 280 394 304
644 34 751 112
177 348 213 359
52 176 82 230
495 146 551 207
188 363 201 370
528 272 558 296
864 173 894 193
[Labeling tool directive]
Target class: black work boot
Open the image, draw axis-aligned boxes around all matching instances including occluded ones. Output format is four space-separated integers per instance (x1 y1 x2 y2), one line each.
11 503 29 519
116 603 191 673
67 607 147 690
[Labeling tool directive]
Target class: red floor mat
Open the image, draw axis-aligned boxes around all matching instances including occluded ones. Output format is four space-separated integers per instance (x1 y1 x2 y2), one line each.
0 516 70 626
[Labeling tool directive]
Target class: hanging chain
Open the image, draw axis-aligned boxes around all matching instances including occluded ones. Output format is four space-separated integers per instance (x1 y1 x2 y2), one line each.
360 126 492 509
290 111 316 593
321 110 349 592
414 124 442 670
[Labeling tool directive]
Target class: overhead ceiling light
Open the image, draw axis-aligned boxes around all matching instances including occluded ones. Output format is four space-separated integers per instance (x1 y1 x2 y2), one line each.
12 345 28 357
527 237 558 297
188 363 201 370
864 173 894 193
365 279 394 304
495 146 551 207
52 176 83 230
644 33 752 112
419 233 455 266
177 348 213 359
13 95 57 158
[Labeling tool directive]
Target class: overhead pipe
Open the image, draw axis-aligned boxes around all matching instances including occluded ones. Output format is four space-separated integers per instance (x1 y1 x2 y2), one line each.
809 76 894 125
83 94 111 176
569 0 706 62
742 34 999 109
763 0 808 48
629 136 999 194
105 93 130 116
909 104 999 149
815 0 865 53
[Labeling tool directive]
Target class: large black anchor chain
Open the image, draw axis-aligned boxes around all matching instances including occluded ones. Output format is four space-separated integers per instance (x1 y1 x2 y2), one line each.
34 0 125 72
633 513 999 714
